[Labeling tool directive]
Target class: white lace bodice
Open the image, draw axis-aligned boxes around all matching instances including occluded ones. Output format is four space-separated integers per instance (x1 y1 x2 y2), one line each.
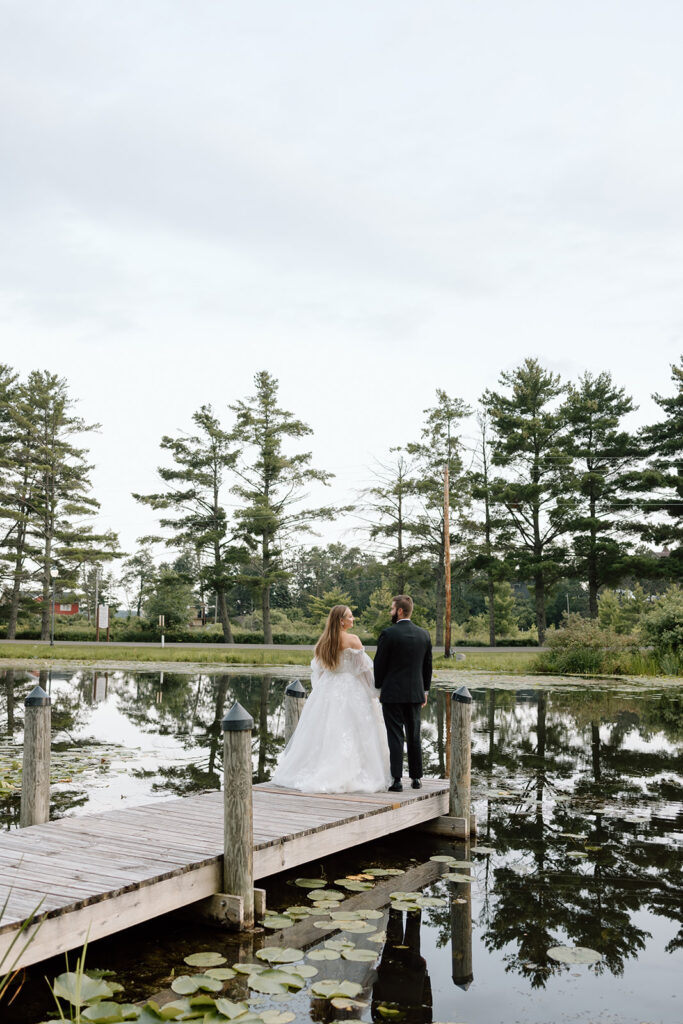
311 648 376 691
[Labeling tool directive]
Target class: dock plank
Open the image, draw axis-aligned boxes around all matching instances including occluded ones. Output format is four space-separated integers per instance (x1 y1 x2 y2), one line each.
0 778 450 970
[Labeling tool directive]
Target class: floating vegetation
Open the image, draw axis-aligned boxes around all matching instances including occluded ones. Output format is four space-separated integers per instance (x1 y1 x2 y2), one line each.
293 878 326 888
183 951 227 967
308 948 340 961
546 945 604 965
306 888 343 901
255 948 304 964
310 979 363 999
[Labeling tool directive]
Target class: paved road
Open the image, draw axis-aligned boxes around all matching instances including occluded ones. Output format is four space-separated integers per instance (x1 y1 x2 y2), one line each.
0 639 543 653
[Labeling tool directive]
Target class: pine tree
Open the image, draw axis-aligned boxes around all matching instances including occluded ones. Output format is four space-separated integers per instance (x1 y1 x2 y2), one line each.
406 389 472 645
361 450 414 592
634 358 683 580
563 371 638 617
482 358 573 644
231 371 336 644
120 544 156 618
133 404 238 642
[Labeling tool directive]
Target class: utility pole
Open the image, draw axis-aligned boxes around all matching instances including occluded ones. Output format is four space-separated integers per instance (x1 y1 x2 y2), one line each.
94 566 100 641
444 463 452 658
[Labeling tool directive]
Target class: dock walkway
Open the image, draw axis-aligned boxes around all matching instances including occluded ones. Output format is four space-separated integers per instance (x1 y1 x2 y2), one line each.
0 779 449 970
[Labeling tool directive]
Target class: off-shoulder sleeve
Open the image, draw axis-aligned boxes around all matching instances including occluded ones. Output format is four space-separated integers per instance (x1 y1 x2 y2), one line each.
350 648 377 696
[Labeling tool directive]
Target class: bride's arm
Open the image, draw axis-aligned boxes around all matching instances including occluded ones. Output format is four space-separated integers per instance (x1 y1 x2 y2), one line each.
310 657 321 688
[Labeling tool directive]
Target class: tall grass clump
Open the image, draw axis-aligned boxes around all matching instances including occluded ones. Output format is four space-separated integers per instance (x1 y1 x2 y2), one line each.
641 585 683 675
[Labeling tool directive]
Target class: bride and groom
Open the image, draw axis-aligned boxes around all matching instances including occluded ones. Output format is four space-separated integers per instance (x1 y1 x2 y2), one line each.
272 595 432 794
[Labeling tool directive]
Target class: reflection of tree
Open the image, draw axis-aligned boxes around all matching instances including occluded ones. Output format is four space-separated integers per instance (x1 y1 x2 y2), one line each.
469 686 682 985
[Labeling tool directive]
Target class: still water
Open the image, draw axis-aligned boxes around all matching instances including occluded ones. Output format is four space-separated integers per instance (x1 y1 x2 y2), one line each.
1 668 681 1024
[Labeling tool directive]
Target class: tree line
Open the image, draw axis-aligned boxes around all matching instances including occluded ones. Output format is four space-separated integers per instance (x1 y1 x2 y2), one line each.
0 359 680 644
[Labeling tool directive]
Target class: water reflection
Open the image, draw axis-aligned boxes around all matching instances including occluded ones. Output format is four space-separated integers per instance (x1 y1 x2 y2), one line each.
372 908 432 1022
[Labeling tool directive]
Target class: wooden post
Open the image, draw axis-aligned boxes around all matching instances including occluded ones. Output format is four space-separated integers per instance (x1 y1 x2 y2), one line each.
450 686 471 831
443 464 452 658
284 678 306 744
222 702 254 928
20 685 51 828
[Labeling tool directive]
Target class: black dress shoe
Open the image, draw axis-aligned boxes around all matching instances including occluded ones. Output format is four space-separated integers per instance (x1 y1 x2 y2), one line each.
411 778 422 789
388 779 403 792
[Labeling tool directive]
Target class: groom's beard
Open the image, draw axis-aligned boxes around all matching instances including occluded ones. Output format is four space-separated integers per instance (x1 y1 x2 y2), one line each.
391 613 398 624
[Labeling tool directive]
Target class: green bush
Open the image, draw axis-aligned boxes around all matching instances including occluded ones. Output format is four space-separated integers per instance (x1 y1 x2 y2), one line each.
641 586 683 672
536 614 639 675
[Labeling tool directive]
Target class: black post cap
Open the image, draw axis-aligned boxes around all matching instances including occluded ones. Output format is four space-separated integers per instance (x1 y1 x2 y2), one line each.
452 685 472 704
285 678 306 699
222 701 254 732
25 685 51 707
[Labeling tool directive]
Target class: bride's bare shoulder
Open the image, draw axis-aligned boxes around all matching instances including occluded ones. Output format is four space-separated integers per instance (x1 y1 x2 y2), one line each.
341 633 363 651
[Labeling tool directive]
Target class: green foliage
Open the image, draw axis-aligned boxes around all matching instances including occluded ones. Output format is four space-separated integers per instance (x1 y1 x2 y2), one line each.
641 586 683 669
144 567 195 628
536 614 641 675
487 581 518 637
306 589 355 623
360 585 395 637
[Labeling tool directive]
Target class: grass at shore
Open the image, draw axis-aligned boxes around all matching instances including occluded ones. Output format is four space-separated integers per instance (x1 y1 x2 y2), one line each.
0 642 540 673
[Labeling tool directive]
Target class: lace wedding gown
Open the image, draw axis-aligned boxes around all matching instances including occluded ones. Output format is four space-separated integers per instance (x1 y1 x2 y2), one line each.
271 648 391 793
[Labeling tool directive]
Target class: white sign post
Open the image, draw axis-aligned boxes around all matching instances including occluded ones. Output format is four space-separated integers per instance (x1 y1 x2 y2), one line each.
97 605 110 642
159 614 165 648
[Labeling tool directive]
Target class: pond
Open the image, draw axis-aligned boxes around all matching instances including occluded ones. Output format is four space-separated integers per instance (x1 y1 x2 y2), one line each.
1 667 681 1024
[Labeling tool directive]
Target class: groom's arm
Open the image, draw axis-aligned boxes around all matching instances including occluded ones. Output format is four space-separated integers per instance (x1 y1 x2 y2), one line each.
422 633 432 693
373 630 390 688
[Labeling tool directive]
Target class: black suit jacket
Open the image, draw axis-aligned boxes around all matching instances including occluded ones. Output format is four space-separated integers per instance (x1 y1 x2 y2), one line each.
373 620 432 703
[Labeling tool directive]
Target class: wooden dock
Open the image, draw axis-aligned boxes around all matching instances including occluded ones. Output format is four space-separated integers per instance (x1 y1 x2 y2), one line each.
0 779 450 971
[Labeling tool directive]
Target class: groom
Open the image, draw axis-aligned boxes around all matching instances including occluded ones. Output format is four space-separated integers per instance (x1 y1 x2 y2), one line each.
374 594 432 793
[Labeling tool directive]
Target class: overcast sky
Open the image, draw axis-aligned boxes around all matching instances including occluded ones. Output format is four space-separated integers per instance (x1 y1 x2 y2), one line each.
2 1 681 561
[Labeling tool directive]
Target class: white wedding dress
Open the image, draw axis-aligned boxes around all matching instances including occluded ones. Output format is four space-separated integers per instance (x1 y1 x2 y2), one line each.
271 648 391 793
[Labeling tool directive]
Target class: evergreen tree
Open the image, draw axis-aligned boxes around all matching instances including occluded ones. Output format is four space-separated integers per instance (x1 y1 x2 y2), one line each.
231 371 336 644
564 371 638 617
133 404 238 642
120 543 157 618
406 389 472 644
361 451 415 592
482 358 573 644
634 358 683 580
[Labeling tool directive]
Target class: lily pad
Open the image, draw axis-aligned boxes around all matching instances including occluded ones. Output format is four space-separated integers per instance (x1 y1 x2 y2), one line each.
82 1004 138 1023
329 910 361 920
306 889 343 901
367 931 388 944
308 948 341 961
256 947 304 964
331 997 367 1010
389 891 421 900
205 967 237 980
339 920 377 934
214 998 251 1020
312 899 341 909
285 963 318 978
375 1006 405 1020
391 901 420 912
342 948 377 962
294 878 327 888
284 905 310 917
184 952 227 968
361 868 394 877
429 855 457 864
311 979 363 999
443 873 472 883
312 920 335 929
335 879 374 891
260 1013 296 1024
566 851 588 859
171 974 223 995
53 973 113 1006
232 962 266 974
547 945 603 965
247 970 303 995
414 896 446 908
324 939 355 950
263 915 295 929
358 908 384 920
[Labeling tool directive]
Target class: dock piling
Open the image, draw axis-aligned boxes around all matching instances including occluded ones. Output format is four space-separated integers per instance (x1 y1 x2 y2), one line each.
449 686 472 831
283 678 306 743
20 685 51 828
222 701 255 928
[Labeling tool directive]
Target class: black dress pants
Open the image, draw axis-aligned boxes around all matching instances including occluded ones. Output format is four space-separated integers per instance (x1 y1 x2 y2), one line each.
382 702 423 780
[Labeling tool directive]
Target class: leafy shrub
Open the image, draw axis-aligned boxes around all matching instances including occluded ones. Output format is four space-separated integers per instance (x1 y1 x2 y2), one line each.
641 586 683 672
536 614 639 675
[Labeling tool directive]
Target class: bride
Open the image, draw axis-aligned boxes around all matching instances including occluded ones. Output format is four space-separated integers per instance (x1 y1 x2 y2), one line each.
271 604 391 793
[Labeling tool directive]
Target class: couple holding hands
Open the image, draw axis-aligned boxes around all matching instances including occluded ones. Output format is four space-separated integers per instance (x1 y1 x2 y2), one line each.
272 595 432 794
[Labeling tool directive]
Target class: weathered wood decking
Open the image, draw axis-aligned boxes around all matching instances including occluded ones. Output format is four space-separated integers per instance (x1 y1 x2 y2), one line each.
0 779 449 970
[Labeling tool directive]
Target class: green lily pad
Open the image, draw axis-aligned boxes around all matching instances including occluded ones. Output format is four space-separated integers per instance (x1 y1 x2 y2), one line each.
285 963 318 978
136 1006 166 1024
171 974 223 995
567 851 588 858
311 980 363 999
184 952 227 968
429 855 457 864
330 997 367 1010
361 868 394 877
389 891 421 900
247 970 299 995
324 939 355 950
312 899 341 909
329 910 361 920
375 1005 405 1019
53 973 113 1006
294 878 327 888
260 1013 296 1024
414 896 446 908
232 962 266 974
342 948 378 962
214 998 251 1019
312 919 334 929
256 947 304 964
306 889 343 901
81 1004 139 1023
205 967 237 980
443 873 472 883
367 931 388 944
391 901 420 912
358 908 384 920
284 905 310 917
547 945 603 965
334 879 374 891
308 948 340 961
339 920 377 934
263 915 294 929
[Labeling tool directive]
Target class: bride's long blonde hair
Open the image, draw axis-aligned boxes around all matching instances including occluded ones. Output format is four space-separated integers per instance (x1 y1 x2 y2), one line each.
315 605 350 670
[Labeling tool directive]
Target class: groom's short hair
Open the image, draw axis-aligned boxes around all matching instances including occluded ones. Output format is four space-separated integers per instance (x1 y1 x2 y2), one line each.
393 594 413 617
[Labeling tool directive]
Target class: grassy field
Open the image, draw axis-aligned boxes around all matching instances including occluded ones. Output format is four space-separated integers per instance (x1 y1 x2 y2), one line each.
0 642 541 674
